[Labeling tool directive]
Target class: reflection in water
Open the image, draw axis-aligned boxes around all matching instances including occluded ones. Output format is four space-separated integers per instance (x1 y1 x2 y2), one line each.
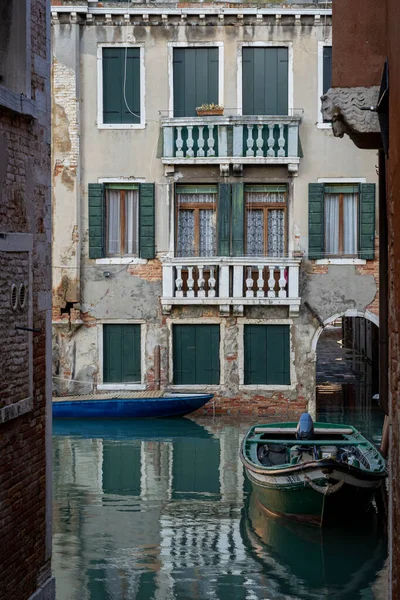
53 418 387 600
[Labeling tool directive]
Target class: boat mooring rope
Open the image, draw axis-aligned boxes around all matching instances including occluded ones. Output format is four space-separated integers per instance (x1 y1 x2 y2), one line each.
304 475 345 496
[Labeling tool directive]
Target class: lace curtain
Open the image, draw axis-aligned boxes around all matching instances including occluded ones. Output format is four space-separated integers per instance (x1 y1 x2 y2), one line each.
246 191 285 256
107 189 139 255
176 193 216 257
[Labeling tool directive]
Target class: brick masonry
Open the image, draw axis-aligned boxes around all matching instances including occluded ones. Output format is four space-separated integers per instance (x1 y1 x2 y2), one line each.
0 0 53 598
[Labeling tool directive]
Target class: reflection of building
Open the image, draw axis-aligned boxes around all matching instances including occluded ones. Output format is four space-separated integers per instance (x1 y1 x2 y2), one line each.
52 0 379 416
0 0 53 598
52 421 247 599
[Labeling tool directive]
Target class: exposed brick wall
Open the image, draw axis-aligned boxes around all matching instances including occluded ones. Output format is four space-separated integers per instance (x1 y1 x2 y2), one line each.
127 259 163 281
194 394 307 417
0 0 52 598
356 238 380 316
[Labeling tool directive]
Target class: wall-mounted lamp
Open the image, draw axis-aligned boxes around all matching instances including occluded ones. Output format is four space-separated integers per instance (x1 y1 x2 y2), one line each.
103 271 111 279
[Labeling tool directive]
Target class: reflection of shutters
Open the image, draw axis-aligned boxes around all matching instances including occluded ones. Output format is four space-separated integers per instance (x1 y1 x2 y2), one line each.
242 47 288 116
139 183 155 259
244 325 290 384
232 183 245 256
102 441 141 495
217 183 231 256
308 183 325 259
173 324 220 384
172 437 221 500
103 324 141 383
103 48 140 124
173 48 219 117
323 46 332 94
359 183 376 259
88 183 105 259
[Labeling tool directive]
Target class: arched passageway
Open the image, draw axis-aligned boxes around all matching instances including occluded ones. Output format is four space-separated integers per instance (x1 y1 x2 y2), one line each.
313 311 383 440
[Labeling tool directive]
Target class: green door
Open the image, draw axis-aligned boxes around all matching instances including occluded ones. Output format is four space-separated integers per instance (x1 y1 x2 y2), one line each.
242 47 288 115
103 324 141 383
244 324 290 384
173 324 220 384
173 48 219 117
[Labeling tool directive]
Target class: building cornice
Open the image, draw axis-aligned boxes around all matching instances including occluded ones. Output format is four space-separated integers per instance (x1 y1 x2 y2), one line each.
50 5 332 16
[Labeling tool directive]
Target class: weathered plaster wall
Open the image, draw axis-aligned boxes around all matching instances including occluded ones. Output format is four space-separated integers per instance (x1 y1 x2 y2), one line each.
52 11 378 415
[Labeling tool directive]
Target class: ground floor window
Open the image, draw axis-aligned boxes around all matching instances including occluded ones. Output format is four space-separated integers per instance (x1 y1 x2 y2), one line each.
244 324 290 385
173 324 220 385
103 324 141 383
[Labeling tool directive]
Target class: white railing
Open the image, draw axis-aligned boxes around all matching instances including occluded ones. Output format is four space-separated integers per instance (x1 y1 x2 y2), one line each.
161 115 301 164
161 257 301 315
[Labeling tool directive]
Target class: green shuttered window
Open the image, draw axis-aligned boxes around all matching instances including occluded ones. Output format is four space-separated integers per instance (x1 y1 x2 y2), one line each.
308 183 376 260
102 48 141 124
242 47 288 116
173 48 219 117
173 324 220 385
244 325 290 385
175 183 287 258
88 183 155 259
103 324 141 383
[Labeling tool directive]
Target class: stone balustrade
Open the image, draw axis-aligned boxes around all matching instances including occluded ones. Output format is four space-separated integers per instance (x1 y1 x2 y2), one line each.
161 115 302 174
161 256 302 316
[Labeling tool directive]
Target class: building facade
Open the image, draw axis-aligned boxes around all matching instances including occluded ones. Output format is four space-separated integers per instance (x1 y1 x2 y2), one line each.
0 0 54 598
52 0 378 416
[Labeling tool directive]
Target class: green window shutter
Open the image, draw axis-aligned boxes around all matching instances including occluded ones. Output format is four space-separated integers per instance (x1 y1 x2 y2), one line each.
217 183 231 256
103 48 140 124
232 183 245 256
173 325 220 385
103 324 141 383
244 325 290 385
359 183 376 259
88 183 105 259
173 48 219 117
139 183 155 259
308 183 325 260
323 46 332 94
242 47 288 116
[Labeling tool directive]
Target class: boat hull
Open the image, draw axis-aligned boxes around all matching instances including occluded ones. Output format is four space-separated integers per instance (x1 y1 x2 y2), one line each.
52 394 213 419
245 466 381 526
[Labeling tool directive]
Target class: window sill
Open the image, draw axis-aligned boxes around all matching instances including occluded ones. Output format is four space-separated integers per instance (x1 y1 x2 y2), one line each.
317 122 332 130
97 384 146 391
239 384 295 391
96 257 147 265
315 258 367 265
0 86 38 119
98 123 145 130
168 385 221 392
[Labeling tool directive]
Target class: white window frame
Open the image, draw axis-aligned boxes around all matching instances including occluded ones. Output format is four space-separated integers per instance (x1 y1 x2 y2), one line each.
167 42 224 116
96 177 148 265
238 319 297 390
97 43 146 130
317 41 333 129
315 177 367 265
236 42 294 116
97 320 146 390
167 318 225 390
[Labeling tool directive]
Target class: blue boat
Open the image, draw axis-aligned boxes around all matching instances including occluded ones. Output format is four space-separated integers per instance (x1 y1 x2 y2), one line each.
52 391 213 419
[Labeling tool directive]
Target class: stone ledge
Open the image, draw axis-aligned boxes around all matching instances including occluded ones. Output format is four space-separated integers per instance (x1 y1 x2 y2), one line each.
0 396 33 424
28 577 56 600
0 85 38 119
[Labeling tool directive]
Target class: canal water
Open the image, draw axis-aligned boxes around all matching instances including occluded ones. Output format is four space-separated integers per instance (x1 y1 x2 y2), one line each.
53 414 387 600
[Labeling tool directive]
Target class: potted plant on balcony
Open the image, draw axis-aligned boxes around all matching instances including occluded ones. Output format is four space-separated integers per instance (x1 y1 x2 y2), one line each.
196 103 224 116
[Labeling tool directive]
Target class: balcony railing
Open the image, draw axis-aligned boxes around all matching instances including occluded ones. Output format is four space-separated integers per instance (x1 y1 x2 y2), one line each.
161 115 302 171
161 256 301 316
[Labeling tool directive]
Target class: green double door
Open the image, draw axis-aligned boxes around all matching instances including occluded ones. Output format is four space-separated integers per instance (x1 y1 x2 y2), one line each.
173 324 220 385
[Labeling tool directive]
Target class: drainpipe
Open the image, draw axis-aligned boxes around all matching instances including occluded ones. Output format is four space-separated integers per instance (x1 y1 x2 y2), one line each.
379 149 389 456
154 345 161 391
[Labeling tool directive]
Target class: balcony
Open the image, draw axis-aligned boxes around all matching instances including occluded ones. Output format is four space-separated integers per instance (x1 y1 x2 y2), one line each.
161 256 302 316
161 114 302 175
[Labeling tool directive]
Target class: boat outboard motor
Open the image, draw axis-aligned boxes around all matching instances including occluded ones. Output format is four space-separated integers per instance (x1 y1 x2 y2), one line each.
296 412 315 441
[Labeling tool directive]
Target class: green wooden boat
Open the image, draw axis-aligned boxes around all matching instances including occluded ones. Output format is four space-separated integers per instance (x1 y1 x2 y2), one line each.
240 413 387 526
